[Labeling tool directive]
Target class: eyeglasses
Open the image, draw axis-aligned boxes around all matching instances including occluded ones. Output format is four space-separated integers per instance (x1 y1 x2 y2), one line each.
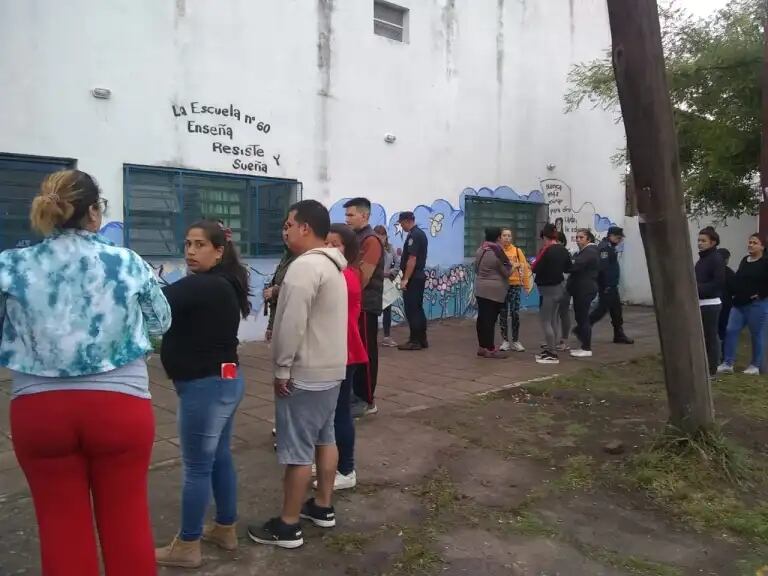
94 198 109 215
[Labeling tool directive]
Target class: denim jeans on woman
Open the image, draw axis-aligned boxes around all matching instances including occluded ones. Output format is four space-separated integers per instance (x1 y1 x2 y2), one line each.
723 299 768 369
174 374 244 541
336 364 360 475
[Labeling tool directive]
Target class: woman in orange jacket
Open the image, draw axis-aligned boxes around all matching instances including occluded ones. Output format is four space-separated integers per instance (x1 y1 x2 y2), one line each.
498 228 533 351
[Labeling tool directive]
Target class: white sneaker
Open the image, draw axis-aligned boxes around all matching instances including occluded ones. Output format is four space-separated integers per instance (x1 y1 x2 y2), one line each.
743 365 760 375
364 404 378 416
570 349 593 358
556 341 571 352
313 470 357 491
499 341 511 352
382 337 398 348
511 341 525 352
716 363 734 374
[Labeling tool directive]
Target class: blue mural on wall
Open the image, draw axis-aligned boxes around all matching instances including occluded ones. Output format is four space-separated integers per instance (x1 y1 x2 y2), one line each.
327 183 618 324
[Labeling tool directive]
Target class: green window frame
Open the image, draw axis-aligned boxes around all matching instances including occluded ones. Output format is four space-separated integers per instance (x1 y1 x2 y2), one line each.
463 196 547 258
0 153 76 251
123 165 301 257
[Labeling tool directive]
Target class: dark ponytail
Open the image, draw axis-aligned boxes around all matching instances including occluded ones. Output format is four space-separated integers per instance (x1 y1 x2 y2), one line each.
187 219 252 318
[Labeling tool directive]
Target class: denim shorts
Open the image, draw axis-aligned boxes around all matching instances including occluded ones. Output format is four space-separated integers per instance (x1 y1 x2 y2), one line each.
275 386 340 465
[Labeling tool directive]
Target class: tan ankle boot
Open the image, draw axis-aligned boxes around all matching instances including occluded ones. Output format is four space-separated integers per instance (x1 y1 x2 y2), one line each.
155 536 202 568
202 522 238 551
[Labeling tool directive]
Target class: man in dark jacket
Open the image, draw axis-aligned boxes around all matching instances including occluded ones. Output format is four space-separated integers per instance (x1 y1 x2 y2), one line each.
717 248 736 356
398 211 429 351
567 229 600 357
344 197 384 416
589 226 633 344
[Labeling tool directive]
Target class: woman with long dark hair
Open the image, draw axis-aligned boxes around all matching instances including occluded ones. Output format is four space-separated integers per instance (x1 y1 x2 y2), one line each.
2 170 171 576
532 223 572 364
156 220 251 568
319 223 368 490
498 227 532 352
695 227 725 376
474 227 512 358
374 224 398 347
718 233 768 375
567 229 599 358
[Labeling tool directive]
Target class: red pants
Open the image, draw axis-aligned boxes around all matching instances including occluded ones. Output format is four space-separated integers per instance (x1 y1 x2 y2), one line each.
11 391 156 576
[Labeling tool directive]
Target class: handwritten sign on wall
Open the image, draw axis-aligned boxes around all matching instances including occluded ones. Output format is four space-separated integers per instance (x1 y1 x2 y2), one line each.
171 101 282 175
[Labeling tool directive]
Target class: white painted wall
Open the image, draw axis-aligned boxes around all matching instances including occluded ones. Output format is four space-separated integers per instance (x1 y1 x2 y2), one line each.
0 0 624 225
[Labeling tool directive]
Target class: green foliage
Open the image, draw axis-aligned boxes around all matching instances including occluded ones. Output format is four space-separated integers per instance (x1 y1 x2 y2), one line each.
565 0 763 219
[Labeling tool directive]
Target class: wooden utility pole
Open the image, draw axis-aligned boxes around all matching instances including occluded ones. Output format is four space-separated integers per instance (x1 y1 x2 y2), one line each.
760 0 768 233
606 0 714 433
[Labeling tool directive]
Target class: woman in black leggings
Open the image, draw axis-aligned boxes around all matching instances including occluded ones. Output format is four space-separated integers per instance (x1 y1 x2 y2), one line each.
567 229 599 358
473 228 512 359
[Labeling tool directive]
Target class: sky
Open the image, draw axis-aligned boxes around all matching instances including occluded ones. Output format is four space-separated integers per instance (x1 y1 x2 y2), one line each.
678 0 729 17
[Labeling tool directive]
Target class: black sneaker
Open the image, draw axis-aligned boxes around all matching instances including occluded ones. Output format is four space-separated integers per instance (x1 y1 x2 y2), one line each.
397 341 423 351
535 351 560 365
247 517 303 549
300 498 336 528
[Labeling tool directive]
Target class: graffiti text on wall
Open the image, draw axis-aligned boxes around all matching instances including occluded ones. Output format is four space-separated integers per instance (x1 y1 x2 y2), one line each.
171 100 280 175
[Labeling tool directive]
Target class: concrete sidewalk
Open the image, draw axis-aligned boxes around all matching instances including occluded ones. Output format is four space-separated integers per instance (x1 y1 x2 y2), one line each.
0 307 660 574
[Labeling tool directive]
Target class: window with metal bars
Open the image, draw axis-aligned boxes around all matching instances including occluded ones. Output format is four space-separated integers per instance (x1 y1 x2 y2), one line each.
463 196 548 258
123 165 301 258
374 1 408 42
0 153 77 251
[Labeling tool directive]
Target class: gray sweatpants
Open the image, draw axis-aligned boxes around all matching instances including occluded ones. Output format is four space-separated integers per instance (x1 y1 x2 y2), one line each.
539 284 565 353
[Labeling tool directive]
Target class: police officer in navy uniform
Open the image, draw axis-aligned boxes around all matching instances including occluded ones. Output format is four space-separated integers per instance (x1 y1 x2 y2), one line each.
589 226 634 344
397 211 429 350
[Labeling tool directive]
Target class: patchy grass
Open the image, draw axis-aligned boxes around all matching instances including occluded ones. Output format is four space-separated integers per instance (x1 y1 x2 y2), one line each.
323 532 373 554
586 547 683 576
523 355 665 399
388 528 443 576
713 374 768 421
557 455 596 491
413 468 460 516
620 427 768 543
499 510 558 538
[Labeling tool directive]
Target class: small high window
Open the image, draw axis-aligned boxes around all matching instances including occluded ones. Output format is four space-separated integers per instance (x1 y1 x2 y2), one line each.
374 1 408 43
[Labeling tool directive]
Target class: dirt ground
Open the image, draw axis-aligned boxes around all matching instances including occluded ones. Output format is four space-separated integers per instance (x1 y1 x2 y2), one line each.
0 309 766 575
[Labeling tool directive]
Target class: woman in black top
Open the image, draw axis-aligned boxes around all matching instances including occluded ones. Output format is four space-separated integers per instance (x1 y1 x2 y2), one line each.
532 223 572 364
567 229 600 357
695 227 725 376
719 233 768 375
156 220 251 568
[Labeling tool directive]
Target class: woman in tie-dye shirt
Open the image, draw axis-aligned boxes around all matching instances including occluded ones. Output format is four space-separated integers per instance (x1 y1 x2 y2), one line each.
0 170 171 576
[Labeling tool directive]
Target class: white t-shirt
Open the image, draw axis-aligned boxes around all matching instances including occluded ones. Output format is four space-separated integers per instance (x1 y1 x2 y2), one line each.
292 380 341 392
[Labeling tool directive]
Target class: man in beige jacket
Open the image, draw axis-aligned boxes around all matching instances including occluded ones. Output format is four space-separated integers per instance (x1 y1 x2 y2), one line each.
248 200 347 549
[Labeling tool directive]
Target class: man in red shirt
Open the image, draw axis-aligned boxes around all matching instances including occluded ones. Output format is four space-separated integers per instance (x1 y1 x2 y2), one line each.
344 198 384 416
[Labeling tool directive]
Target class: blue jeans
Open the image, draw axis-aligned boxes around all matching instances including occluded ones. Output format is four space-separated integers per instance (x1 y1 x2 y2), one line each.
723 300 768 368
174 374 244 541
335 365 358 475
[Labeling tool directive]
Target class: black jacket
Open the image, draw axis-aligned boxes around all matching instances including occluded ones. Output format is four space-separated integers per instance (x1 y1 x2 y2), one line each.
356 225 385 314
597 238 621 288
695 247 725 300
732 256 768 307
533 243 571 287
567 244 599 296
161 267 241 381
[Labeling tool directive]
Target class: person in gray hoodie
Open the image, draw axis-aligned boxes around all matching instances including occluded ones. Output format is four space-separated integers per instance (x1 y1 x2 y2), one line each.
474 227 512 359
248 200 347 550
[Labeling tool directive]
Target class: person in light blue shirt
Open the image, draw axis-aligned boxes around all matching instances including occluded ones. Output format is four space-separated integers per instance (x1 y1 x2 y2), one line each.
1 169 171 576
